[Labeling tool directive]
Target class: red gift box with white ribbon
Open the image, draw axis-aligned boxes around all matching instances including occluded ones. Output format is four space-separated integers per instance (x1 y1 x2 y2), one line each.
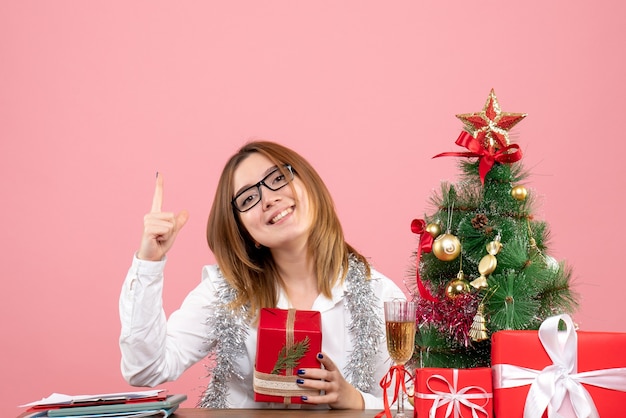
414 367 493 417
253 308 322 404
491 314 626 417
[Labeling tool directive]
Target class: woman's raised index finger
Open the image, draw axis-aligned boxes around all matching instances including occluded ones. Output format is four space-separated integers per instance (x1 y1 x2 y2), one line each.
151 172 164 213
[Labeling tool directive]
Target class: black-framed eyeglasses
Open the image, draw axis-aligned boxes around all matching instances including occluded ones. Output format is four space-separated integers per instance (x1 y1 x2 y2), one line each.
232 164 295 212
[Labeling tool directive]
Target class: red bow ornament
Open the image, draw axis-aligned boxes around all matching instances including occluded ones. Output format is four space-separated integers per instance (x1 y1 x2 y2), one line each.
433 131 523 184
411 219 439 303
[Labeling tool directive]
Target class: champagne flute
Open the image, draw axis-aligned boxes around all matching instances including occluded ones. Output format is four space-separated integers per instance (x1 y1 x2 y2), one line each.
384 300 416 418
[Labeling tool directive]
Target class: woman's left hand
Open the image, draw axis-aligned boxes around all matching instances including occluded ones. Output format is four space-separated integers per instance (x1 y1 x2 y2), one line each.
296 352 364 409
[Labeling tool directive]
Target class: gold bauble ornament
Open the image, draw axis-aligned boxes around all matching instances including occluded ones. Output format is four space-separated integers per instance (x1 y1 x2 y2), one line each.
445 272 471 299
425 222 442 238
432 233 462 261
511 185 528 201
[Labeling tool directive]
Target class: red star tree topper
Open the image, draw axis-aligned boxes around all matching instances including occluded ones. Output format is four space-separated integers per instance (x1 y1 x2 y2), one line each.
456 88 527 152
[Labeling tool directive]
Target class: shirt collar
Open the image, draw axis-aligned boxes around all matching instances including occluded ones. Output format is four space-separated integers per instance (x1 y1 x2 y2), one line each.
276 278 348 313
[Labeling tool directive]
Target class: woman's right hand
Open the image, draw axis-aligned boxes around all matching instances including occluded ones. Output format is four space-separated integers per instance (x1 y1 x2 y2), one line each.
137 173 189 261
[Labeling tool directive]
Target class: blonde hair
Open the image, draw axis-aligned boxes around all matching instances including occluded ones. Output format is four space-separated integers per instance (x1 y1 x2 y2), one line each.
207 140 370 316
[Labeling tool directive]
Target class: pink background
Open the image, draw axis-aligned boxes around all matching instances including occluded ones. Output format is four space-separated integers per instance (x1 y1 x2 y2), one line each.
2 1 625 415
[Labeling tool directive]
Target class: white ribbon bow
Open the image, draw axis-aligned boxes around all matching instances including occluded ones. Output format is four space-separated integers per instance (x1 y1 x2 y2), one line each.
493 314 626 418
416 369 492 418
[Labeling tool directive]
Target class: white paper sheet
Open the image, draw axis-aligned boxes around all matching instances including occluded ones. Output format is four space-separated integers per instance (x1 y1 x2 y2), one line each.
20 390 165 408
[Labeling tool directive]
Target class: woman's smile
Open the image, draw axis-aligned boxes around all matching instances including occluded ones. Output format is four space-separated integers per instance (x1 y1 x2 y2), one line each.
269 206 294 224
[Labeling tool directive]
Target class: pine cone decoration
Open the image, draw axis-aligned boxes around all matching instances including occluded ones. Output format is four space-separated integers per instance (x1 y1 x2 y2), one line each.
471 214 489 230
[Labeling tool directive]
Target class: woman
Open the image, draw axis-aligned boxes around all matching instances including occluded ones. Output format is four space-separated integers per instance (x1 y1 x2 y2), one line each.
119 141 406 410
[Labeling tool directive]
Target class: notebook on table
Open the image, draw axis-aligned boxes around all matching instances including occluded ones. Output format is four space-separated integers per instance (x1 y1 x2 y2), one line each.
45 394 187 417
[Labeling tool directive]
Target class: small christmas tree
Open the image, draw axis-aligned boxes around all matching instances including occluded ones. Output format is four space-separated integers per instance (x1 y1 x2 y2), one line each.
407 89 578 369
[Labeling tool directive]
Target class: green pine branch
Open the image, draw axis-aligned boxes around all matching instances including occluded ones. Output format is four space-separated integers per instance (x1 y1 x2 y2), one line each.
414 326 491 368
271 336 310 374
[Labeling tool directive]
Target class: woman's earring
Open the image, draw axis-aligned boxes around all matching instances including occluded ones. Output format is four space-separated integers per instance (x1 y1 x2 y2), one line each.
254 242 262 249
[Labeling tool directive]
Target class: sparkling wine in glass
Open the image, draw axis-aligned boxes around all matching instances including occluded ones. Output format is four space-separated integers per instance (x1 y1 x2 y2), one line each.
384 300 416 418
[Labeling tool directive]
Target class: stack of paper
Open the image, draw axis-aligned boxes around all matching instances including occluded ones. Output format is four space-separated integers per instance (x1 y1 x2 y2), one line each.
18 390 187 418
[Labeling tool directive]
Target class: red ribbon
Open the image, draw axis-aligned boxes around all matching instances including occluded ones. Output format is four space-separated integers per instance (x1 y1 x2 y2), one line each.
433 131 523 184
411 219 439 302
375 365 414 418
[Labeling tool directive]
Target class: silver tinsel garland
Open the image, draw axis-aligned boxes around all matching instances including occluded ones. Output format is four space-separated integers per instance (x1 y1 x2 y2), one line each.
198 275 249 408
198 256 383 407
343 255 384 392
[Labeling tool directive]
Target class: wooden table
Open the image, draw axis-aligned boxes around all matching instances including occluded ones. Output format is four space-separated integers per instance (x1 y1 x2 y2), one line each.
172 409 385 417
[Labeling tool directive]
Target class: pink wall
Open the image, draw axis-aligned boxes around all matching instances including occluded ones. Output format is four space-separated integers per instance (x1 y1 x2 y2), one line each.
2 1 625 415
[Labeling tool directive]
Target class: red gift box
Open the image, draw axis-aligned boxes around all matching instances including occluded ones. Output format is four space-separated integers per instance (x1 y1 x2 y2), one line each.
254 308 322 404
414 367 493 418
492 314 626 417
